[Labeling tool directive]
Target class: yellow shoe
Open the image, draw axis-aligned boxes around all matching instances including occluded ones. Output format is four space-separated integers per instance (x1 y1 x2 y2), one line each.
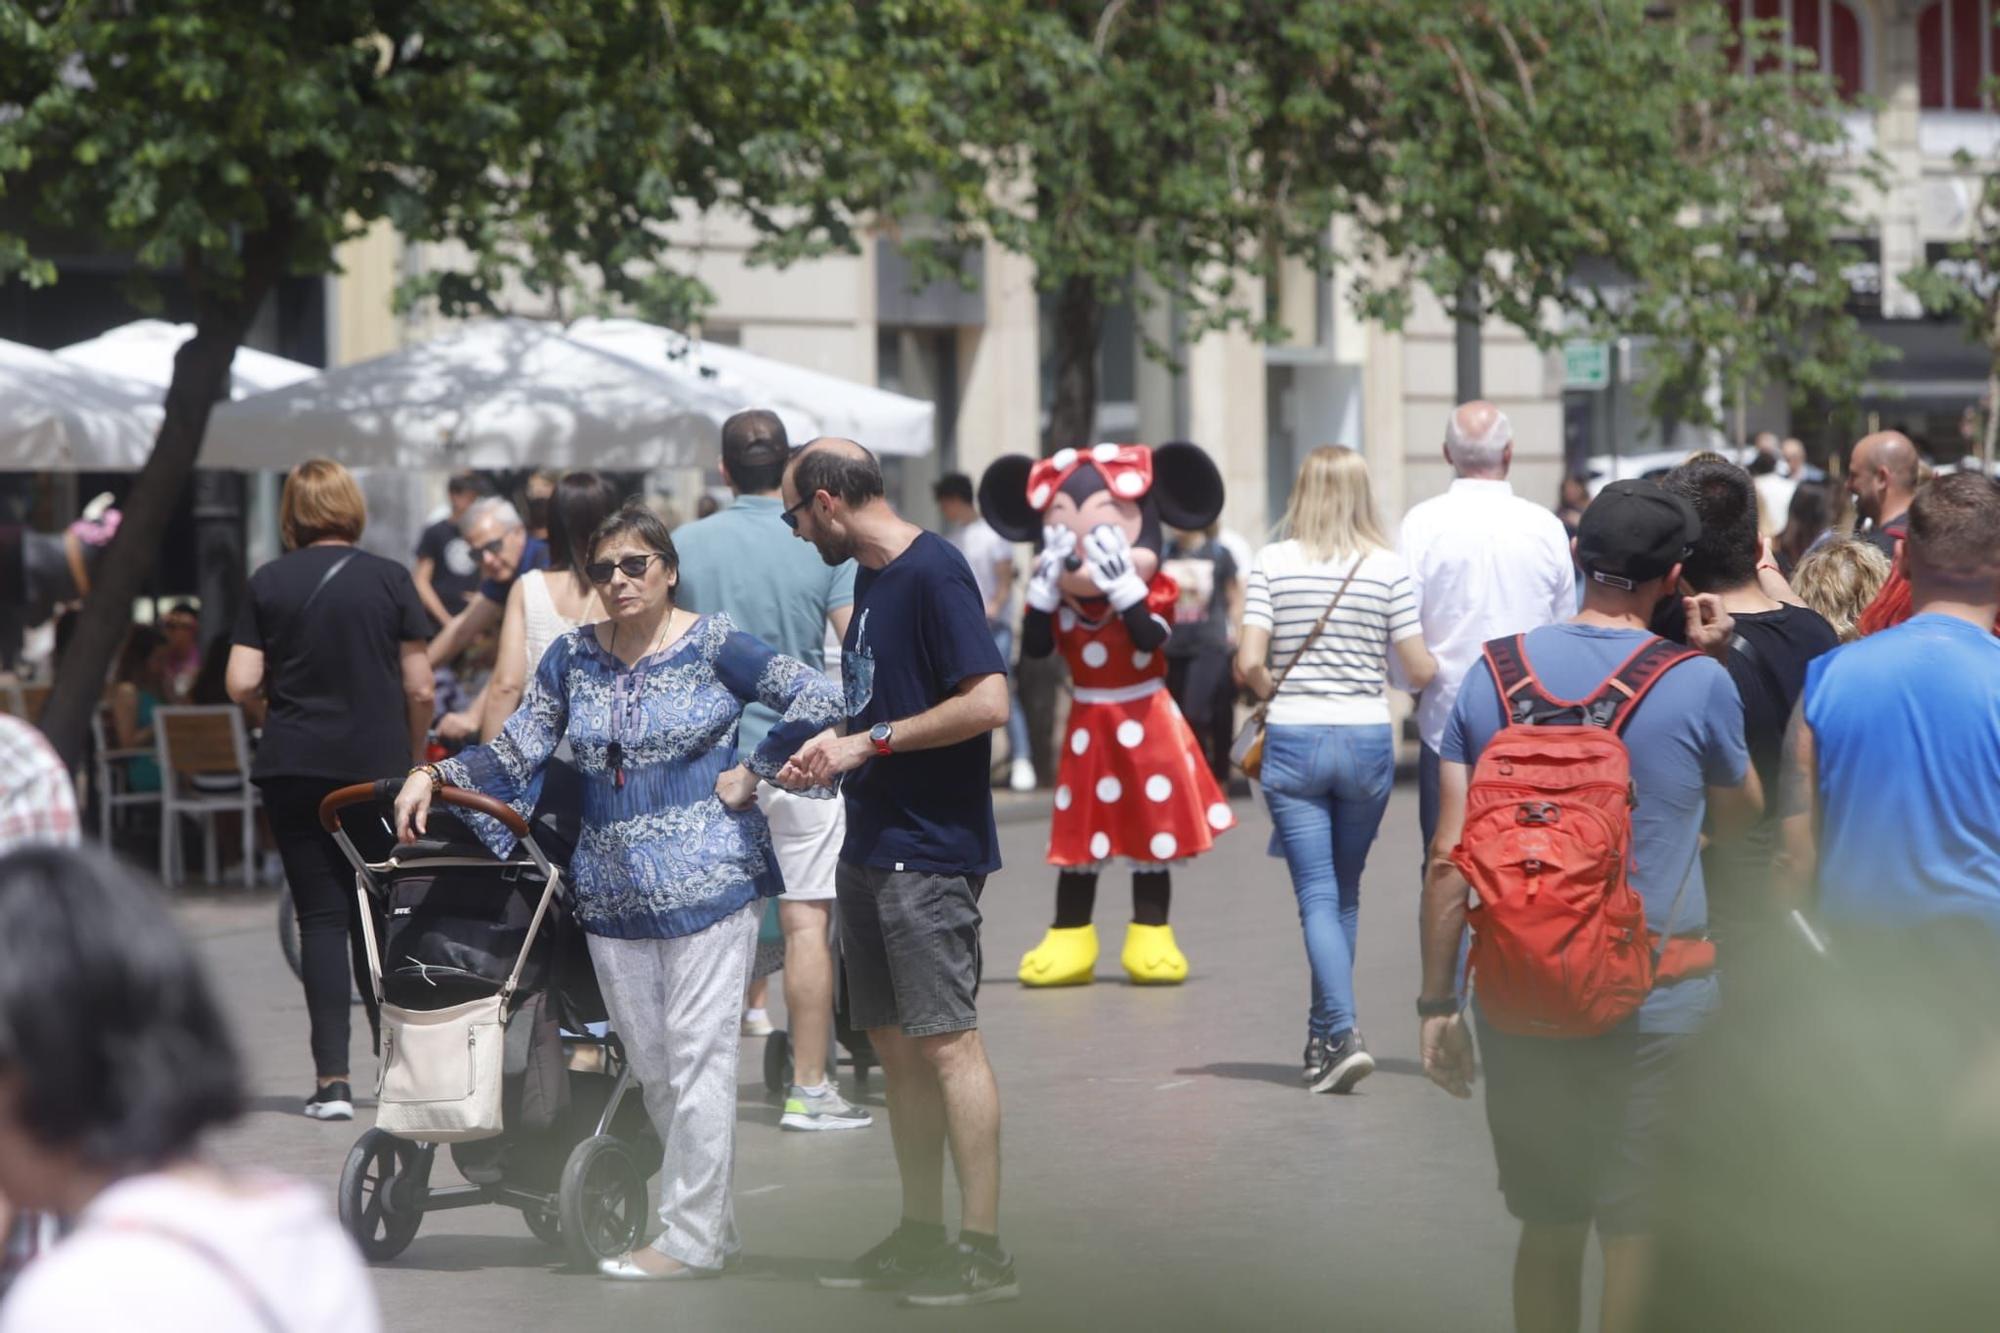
1017 925 1099 987
1121 922 1188 985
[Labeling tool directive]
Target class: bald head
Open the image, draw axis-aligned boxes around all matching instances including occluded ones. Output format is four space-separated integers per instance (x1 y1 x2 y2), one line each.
1848 430 1921 527
784 436 884 510
1444 400 1513 477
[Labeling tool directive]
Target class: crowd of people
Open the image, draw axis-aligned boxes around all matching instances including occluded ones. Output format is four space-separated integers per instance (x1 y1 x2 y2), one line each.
1 395 1995 1327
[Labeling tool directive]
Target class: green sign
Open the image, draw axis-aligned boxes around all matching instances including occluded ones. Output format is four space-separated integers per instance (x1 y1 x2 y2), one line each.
1563 340 1610 390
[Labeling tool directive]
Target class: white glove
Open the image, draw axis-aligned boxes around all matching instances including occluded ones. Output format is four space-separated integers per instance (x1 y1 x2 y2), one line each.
1083 524 1149 611
1026 524 1076 613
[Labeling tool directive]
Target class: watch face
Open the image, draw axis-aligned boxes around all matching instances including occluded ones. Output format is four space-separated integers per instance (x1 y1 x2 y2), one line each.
870 723 892 743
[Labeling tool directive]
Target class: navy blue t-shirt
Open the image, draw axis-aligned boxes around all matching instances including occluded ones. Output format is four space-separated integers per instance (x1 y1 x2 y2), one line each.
840 530 1006 873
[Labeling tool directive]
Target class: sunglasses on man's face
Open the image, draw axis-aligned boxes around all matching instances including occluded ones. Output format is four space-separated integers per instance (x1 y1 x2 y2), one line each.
586 554 661 585
473 536 510 559
781 494 813 531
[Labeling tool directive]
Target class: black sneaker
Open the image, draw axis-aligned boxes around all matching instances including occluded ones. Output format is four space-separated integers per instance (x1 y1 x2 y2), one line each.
818 1225 948 1291
1302 1035 1327 1084
304 1081 354 1121
1308 1030 1376 1095
900 1241 1020 1308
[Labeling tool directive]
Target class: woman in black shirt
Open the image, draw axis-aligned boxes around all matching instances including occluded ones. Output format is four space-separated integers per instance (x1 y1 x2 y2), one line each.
226 459 434 1121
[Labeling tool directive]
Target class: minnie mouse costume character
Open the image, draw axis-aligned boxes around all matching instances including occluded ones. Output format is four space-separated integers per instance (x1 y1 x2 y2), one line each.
978 442 1236 986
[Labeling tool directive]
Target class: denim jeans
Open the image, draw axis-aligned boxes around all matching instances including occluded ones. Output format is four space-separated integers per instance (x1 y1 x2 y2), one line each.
991 621 1031 768
1261 723 1395 1040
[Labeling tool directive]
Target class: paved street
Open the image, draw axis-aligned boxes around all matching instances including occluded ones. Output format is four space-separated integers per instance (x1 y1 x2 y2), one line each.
178 776 1540 1332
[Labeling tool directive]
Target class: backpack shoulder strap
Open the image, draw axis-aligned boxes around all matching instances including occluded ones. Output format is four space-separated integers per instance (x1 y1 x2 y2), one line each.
1586 636 1701 735
1483 635 1566 727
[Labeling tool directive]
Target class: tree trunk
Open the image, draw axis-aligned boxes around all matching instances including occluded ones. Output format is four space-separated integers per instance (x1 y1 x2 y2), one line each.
41 226 289 769
1045 273 1103 455
1454 276 1482 402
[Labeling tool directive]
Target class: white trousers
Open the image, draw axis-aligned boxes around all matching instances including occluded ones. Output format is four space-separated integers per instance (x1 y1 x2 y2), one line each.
586 904 758 1269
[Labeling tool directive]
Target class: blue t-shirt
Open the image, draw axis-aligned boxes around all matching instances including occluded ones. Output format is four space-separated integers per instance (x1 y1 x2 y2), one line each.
840 530 1006 874
481 536 549 606
1443 624 1749 1034
673 496 857 752
1805 613 2000 928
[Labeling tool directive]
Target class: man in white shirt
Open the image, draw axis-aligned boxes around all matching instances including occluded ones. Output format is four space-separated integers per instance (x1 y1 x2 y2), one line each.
935 473 1034 792
1398 401 1576 870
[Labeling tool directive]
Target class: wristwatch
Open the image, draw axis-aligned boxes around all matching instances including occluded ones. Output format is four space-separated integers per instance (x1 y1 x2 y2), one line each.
869 722 894 757
1415 995 1460 1018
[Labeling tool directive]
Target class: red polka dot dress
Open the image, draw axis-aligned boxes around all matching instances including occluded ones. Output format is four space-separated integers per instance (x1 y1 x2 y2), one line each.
1048 575 1237 867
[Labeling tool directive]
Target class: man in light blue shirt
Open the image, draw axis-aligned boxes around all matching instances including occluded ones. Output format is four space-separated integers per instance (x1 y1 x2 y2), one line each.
674 410 868 1132
1784 471 2000 930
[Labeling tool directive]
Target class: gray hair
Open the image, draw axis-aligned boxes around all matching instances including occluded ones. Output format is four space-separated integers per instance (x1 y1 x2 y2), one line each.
1444 405 1513 474
460 496 523 534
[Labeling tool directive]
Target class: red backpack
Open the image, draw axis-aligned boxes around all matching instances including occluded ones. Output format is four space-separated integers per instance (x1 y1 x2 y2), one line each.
1451 634 1713 1038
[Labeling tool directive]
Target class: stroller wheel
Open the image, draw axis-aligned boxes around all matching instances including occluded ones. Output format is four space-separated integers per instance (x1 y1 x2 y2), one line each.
523 1203 563 1248
763 1029 792 1096
558 1135 647 1271
338 1129 430 1262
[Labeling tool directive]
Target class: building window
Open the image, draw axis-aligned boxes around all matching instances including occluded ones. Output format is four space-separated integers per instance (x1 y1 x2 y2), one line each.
1723 0 1869 101
1917 0 2000 110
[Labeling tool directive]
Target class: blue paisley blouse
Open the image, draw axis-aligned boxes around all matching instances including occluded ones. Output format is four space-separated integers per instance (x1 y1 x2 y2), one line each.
437 613 842 940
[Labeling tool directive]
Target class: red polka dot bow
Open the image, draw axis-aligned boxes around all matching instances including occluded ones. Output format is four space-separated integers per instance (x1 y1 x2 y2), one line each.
1025 443 1154 512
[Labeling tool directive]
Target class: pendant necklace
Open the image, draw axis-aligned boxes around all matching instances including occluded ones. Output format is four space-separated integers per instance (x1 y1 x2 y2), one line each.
607 610 675 791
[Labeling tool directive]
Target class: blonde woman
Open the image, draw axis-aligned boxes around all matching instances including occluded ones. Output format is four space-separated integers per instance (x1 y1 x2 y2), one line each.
1792 538 1891 643
1235 446 1436 1095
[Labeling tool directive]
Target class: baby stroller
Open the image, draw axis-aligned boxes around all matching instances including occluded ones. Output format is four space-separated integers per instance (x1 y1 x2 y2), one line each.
318 781 660 1271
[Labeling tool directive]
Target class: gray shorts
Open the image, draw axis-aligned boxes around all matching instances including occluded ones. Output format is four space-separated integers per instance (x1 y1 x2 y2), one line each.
835 860 985 1038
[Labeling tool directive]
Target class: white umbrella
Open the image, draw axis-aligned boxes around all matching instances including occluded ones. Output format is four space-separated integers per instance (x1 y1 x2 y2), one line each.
567 317 935 457
203 318 753 471
57 319 318 399
0 338 163 471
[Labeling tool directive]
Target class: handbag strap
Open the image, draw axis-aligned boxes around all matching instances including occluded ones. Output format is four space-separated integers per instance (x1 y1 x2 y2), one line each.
1253 555 1364 721
355 871 386 1007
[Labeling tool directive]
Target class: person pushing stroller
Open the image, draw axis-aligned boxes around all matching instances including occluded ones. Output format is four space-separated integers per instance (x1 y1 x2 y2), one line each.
394 502 842 1281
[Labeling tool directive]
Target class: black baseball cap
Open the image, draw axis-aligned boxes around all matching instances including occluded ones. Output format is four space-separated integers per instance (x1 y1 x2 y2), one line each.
1576 479 1700 588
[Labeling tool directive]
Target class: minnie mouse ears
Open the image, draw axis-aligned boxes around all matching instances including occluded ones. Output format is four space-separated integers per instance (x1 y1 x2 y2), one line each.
975 442 1225 543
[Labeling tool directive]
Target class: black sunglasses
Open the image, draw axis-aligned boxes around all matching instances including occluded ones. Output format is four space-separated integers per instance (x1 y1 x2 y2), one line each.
781 494 813 531
472 536 509 558
585 554 662 584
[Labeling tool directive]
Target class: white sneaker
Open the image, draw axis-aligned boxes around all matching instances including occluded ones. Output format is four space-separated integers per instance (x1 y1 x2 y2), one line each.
741 1008 774 1038
1008 758 1035 792
781 1083 873 1131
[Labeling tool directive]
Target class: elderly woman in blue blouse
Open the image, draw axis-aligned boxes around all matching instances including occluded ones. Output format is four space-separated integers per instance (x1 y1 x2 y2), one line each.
392 501 841 1283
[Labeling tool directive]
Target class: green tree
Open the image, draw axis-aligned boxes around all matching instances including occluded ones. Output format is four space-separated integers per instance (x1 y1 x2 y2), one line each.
1903 149 2000 470
0 0 966 765
907 1 1881 457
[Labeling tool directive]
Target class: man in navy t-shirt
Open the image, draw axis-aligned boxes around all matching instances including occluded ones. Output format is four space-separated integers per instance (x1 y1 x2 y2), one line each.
1784 471 2000 930
777 439 1018 1307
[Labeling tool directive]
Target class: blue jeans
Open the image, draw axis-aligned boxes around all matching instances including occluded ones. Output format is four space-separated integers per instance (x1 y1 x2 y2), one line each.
991 621 1031 768
1261 723 1395 1040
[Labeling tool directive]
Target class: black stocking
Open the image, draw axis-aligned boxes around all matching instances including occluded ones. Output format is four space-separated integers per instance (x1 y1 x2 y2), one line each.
1053 871 1098 928
1132 870 1171 927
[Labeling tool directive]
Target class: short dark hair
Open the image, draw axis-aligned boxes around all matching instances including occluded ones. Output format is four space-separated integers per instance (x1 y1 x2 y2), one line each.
0 847 242 1172
589 500 680 577
546 471 624 575
1664 457 1760 591
790 444 884 509
446 471 487 498
933 473 975 506
721 410 789 495
1907 471 2000 582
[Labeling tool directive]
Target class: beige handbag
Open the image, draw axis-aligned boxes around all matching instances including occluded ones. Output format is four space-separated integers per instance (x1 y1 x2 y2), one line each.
359 866 559 1145
1230 558 1362 781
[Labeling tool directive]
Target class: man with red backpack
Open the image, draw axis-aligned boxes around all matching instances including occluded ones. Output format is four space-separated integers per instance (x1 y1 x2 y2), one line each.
1418 479 1762 1333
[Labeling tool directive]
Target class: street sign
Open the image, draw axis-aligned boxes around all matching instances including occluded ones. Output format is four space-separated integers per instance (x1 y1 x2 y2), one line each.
1564 340 1610 390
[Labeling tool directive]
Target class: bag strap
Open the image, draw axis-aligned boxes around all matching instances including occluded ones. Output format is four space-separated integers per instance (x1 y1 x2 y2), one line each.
277 551 357 683
501 862 565 1000
1251 556 1364 723
1485 633 1697 733
1650 837 1705 965
93 1219 288 1333
1591 638 1700 736
355 871 386 1008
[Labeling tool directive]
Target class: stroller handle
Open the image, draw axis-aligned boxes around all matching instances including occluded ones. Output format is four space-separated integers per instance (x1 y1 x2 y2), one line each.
317 779 530 839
